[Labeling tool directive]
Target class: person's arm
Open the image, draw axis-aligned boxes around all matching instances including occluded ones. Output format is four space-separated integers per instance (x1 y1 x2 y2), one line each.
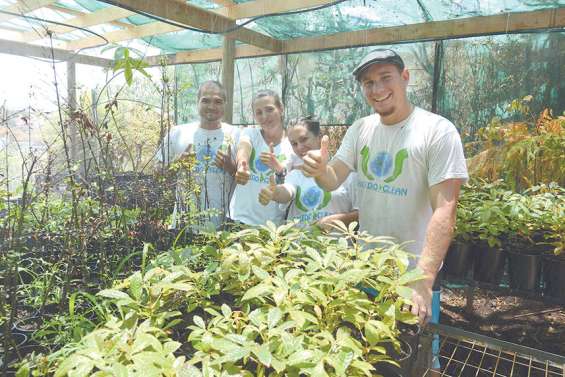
317 210 359 231
259 142 285 174
410 178 463 324
214 144 237 176
302 135 351 191
234 138 252 185
258 176 293 206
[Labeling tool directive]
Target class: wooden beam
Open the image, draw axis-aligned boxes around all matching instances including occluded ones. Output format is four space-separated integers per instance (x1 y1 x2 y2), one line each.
46 4 132 29
65 19 178 50
102 0 281 52
65 0 334 50
0 28 24 41
0 0 56 23
282 8 565 54
209 0 234 6
141 8 565 66
22 6 134 42
221 36 235 123
214 0 335 20
144 44 273 66
67 62 79 163
0 38 113 67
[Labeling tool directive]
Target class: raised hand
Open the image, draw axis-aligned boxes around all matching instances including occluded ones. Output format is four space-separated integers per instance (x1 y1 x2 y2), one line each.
235 159 251 185
260 142 284 173
303 135 329 178
258 174 276 206
215 144 236 175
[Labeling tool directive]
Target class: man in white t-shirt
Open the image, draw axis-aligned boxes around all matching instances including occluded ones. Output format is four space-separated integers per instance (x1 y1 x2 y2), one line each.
302 49 468 325
156 81 239 229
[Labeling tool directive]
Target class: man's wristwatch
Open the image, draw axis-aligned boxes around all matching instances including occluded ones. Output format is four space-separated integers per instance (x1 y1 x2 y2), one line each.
275 168 287 184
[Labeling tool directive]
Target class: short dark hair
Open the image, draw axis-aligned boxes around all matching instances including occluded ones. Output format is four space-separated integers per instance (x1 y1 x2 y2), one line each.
197 80 227 101
253 89 283 111
289 115 321 137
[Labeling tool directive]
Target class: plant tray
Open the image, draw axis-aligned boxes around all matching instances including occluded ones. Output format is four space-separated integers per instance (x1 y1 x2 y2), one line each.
421 324 565 376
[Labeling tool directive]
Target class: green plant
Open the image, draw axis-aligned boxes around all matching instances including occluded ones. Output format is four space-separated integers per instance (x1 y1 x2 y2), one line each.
20 317 189 377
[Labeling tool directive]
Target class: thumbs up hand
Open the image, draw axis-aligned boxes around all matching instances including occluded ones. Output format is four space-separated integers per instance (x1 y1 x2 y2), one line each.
215 144 236 175
235 159 251 185
258 174 276 206
260 142 284 173
303 135 330 178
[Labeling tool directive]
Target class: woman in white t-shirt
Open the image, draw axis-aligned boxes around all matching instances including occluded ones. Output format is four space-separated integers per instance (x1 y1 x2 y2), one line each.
229 90 295 226
258 117 358 229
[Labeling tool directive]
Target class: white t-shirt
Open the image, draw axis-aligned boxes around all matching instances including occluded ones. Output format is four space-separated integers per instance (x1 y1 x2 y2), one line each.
335 107 468 257
229 127 294 226
283 170 357 225
157 122 240 229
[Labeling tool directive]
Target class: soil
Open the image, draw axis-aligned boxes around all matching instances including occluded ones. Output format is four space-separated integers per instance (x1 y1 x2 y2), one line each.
440 285 565 356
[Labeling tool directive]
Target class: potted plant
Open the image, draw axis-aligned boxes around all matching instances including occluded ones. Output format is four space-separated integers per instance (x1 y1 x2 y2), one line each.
470 186 510 284
444 187 476 280
502 191 543 292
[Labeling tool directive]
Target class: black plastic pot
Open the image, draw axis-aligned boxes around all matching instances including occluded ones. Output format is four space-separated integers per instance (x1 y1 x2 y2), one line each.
13 316 43 335
1 344 48 374
507 251 542 292
542 255 565 302
473 243 506 284
0 333 28 368
444 242 474 279
374 338 413 377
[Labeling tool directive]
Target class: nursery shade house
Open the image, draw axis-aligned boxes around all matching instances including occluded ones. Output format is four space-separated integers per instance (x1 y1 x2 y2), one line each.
1 0 565 376
0 0 563 129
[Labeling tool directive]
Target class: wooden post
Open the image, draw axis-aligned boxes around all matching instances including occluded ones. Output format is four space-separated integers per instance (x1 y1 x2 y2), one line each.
67 62 78 165
431 40 444 115
222 35 235 124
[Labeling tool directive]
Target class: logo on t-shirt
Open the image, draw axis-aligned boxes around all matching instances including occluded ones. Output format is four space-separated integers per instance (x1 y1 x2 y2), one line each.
195 144 225 174
360 146 408 183
296 186 331 212
249 147 287 183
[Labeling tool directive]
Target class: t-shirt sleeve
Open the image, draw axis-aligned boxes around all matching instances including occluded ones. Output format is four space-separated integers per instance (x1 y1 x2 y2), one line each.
428 127 469 187
344 173 359 210
156 127 180 163
228 127 241 160
334 121 359 171
282 170 301 199
240 126 255 145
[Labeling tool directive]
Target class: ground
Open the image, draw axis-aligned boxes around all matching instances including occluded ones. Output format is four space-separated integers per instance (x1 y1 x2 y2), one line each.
440 285 565 356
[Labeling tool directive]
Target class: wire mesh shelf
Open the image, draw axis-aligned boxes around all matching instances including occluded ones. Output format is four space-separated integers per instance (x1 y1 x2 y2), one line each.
422 324 565 377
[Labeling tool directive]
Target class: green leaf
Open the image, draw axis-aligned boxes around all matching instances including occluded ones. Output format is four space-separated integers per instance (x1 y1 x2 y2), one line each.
364 321 381 346
221 304 232 318
329 351 354 376
253 343 272 367
163 341 181 354
129 272 143 301
193 315 206 329
287 349 315 366
350 360 375 377
132 333 163 353
252 265 270 280
311 361 329 377
55 354 93 377
210 347 250 365
395 286 413 301
242 284 271 301
268 307 282 329
110 363 128 377
97 289 133 303
15 364 30 377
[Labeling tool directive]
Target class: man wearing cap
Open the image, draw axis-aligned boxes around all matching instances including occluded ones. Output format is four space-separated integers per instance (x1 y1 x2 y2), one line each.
302 49 468 325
